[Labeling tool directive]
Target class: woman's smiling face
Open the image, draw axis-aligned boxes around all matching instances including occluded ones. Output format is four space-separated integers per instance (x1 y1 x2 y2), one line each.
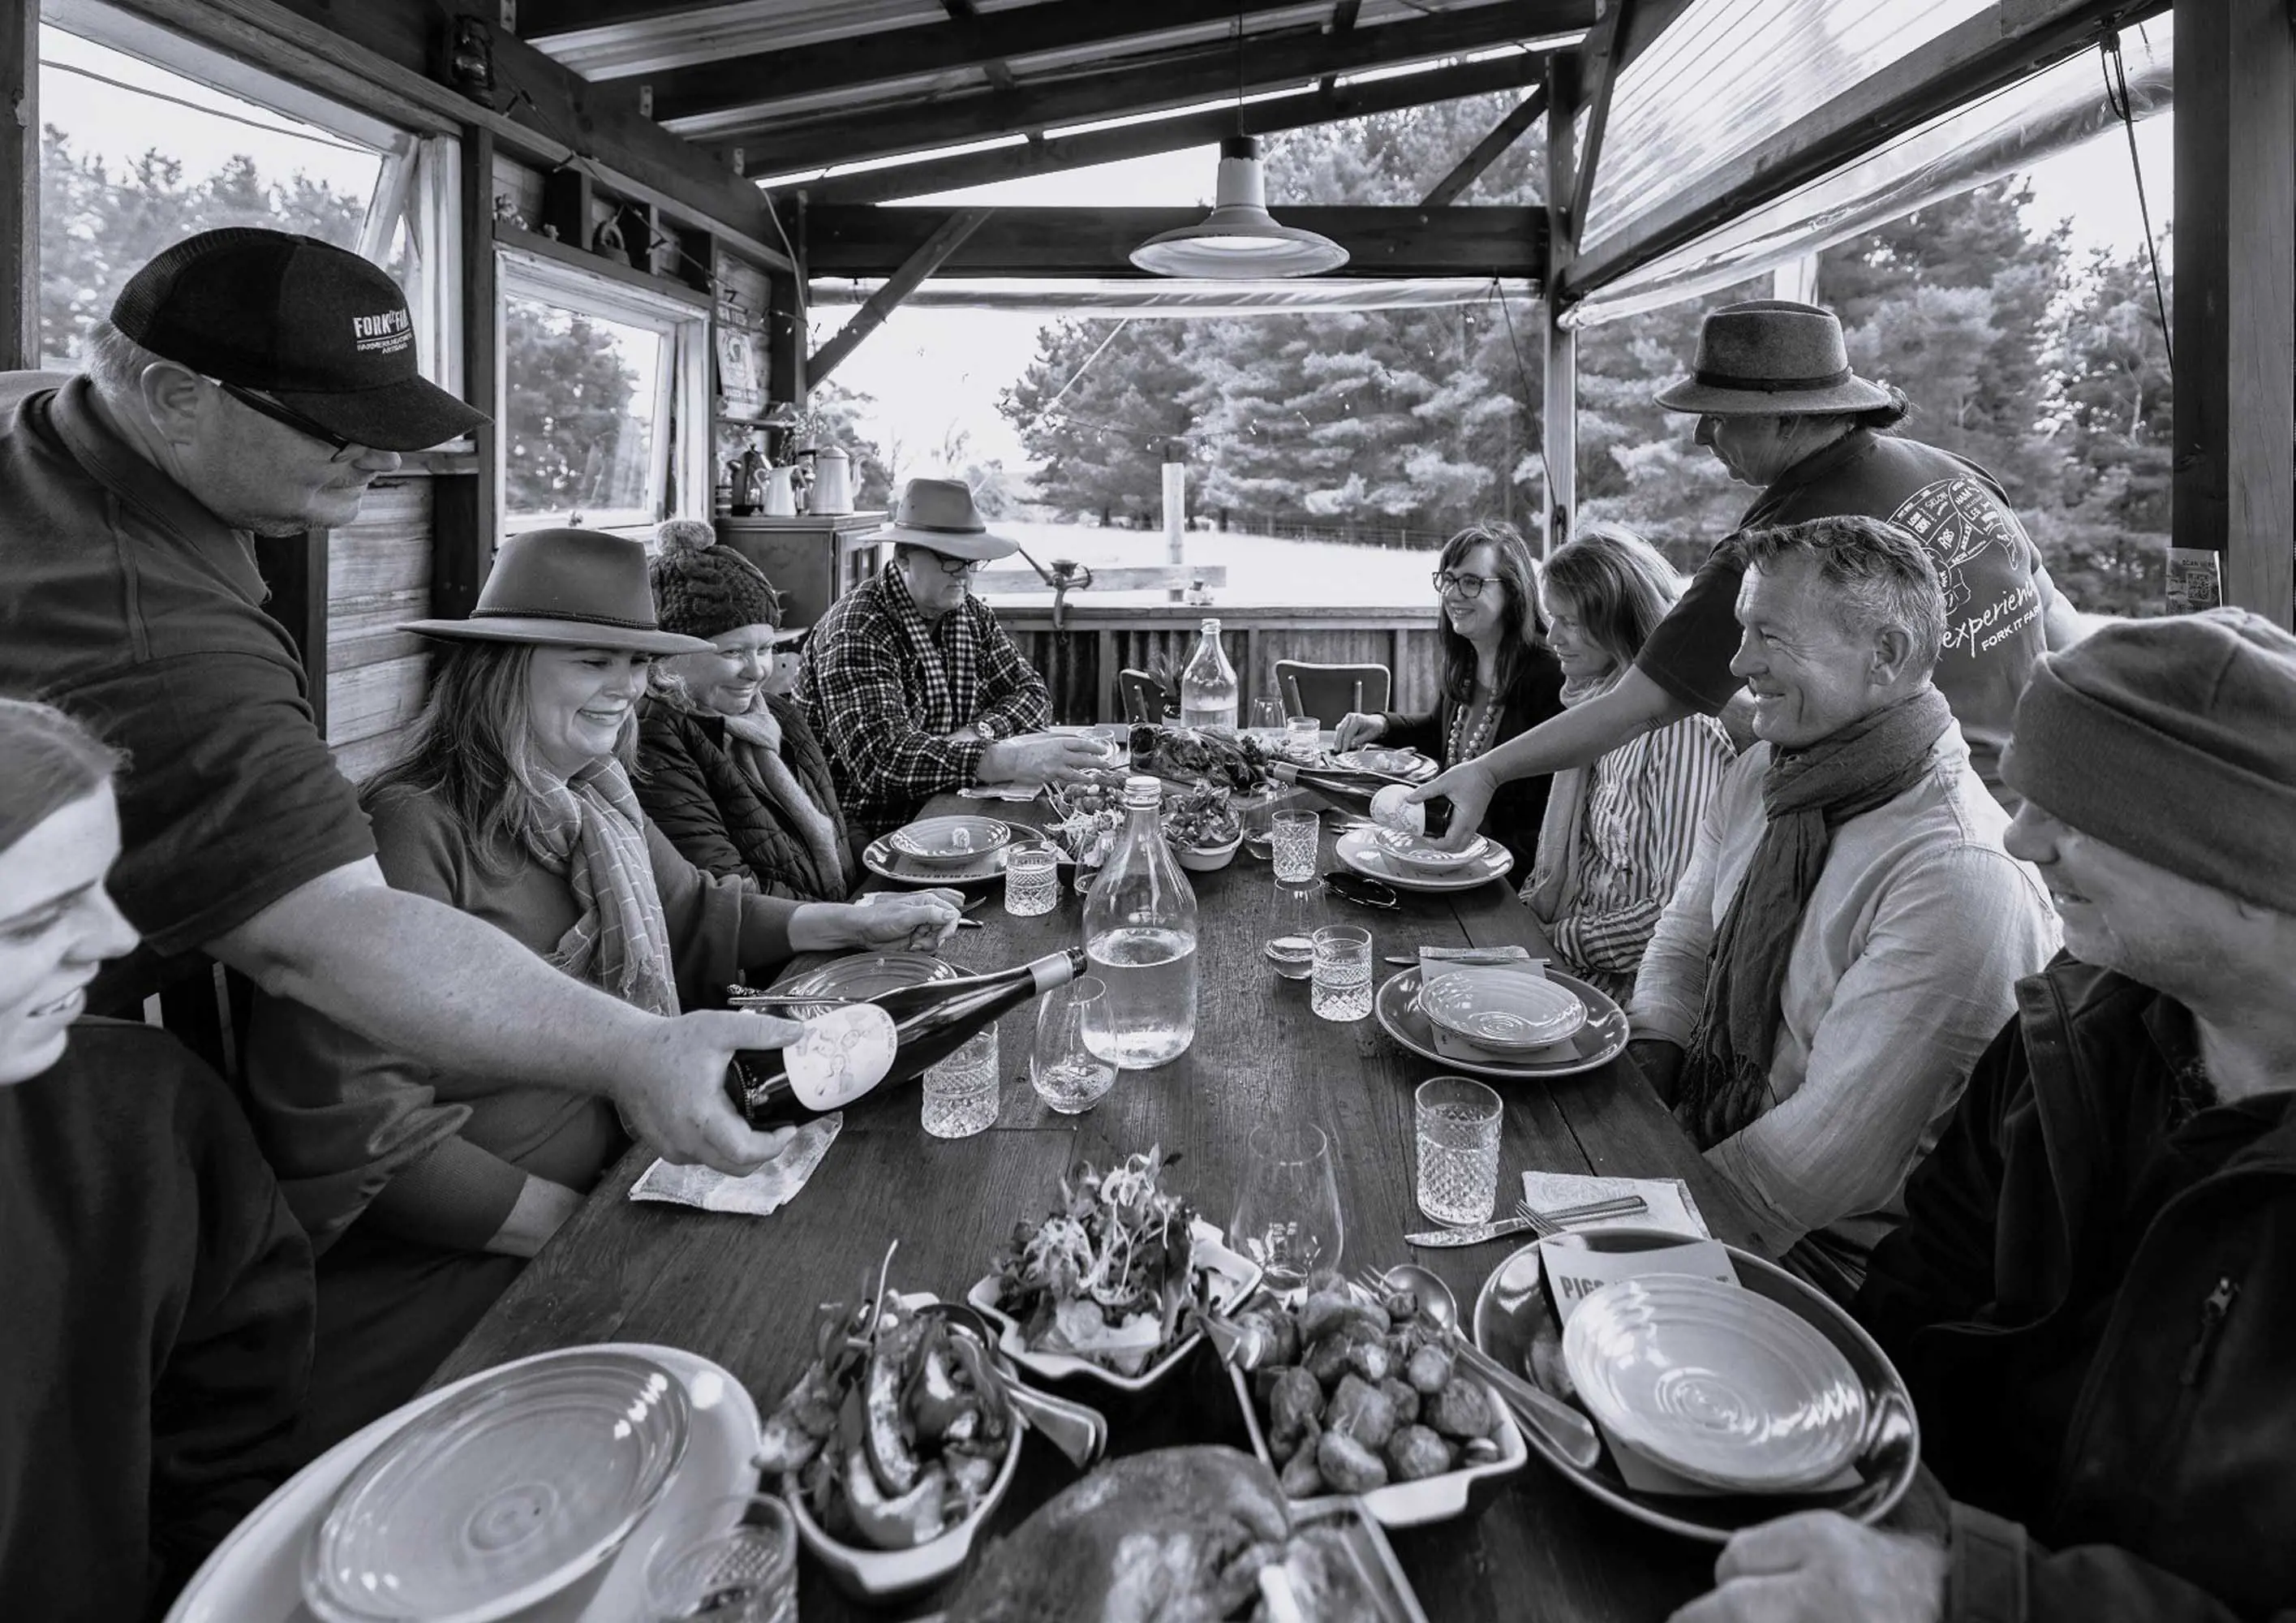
0 787 139 1086
1438 542 1506 644
527 645 651 777
661 623 778 716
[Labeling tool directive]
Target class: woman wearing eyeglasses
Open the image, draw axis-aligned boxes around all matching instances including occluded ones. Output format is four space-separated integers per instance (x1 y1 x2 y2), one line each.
1335 520 1564 883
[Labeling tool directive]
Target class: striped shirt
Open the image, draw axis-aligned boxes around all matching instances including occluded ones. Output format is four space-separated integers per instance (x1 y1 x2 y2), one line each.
1533 713 1735 1002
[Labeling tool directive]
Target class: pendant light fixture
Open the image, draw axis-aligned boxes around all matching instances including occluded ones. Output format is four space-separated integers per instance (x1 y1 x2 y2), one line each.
1129 4 1348 278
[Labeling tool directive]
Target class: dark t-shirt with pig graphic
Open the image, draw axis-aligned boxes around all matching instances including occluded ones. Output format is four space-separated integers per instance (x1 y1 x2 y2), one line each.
1635 429 2047 798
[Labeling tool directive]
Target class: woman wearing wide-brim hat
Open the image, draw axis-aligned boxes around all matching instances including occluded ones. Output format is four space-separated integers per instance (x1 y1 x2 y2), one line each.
1411 298 2091 839
240 526 962 1457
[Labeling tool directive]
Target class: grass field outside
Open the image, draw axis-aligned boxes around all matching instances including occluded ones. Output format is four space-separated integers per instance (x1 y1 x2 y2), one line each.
978 519 1445 609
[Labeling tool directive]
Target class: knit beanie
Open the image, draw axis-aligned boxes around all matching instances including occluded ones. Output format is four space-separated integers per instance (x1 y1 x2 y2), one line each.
648 519 784 641
2005 607 2296 912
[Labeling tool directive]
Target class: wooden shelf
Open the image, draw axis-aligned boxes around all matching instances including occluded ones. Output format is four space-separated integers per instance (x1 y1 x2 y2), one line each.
492 222 712 310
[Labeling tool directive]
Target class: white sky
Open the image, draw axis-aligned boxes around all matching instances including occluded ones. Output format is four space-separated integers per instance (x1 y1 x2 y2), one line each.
37 22 2177 484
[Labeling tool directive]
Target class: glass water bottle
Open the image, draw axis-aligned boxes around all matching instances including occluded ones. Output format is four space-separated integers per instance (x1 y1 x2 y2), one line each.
1179 618 1239 733
1080 776 1199 1069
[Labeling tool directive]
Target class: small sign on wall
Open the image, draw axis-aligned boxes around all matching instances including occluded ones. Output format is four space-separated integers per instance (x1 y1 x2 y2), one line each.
2165 546 2224 614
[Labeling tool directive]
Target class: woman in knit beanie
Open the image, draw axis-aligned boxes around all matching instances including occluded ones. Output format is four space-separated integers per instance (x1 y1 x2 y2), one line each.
635 519 861 901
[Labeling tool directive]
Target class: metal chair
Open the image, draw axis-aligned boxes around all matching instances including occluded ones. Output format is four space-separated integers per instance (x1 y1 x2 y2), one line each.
1275 660 1391 722
1117 667 1172 725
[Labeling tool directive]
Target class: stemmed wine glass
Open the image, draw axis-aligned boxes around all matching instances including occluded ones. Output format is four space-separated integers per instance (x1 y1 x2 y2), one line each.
1229 1121 1344 1290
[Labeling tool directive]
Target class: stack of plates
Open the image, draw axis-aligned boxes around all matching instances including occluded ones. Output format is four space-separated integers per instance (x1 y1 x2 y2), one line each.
1562 1275 1868 1494
1373 826 1492 872
1335 829 1510 893
1419 966 1587 1053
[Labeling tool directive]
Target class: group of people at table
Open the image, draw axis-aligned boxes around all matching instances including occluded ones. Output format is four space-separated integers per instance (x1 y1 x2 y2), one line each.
0 226 2287 1623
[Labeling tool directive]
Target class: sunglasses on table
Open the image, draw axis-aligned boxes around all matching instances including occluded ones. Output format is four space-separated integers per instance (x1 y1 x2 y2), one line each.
1431 570 1498 599
207 377 363 459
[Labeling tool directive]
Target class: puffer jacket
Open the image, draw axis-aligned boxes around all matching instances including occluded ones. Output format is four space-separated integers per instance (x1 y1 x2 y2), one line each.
1857 959 2296 1623
635 694 859 902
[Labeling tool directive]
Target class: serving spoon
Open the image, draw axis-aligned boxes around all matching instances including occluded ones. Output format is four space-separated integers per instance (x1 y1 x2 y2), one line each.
911 1301 1109 1469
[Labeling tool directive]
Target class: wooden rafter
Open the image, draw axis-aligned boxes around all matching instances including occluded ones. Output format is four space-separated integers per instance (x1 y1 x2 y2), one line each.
642 0 1353 127
717 1 1580 167
1563 0 1632 241
1420 87 1546 207
0 0 35 369
938 0 1017 93
1319 0 1364 96
803 204 1546 281
812 51 1554 204
1560 0 2166 299
806 209 992 387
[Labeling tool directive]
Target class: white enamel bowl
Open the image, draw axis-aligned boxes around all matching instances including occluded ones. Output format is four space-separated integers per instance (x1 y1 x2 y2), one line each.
1417 966 1588 1054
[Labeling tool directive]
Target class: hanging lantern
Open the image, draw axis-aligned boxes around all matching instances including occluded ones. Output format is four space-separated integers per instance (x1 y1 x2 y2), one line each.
1129 137 1348 279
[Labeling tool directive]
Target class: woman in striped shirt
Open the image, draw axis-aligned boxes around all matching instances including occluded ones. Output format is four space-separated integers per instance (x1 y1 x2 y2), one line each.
1521 526 1735 1002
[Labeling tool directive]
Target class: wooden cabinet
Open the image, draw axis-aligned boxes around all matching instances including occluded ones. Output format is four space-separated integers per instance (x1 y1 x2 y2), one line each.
713 511 888 630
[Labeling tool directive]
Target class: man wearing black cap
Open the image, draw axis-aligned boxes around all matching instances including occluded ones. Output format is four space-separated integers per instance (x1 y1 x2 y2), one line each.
0 228 804 1182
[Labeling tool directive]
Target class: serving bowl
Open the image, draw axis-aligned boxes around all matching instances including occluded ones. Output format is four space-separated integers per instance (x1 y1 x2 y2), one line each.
1417 966 1588 1053
888 815 1012 867
1176 835 1242 872
1373 826 1492 872
780 1294 1024 1602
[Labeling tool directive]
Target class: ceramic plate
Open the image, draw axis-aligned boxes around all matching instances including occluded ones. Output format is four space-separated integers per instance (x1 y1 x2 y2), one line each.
1472 1231 1920 1543
1372 826 1492 871
1374 967 1627 1081
862 836 1011 886
168 1346 760 1623
1332 747 1438 782
965 1220 1262 1393
1418 966 1589 1053
1564 1274 1868 1494
1335 829 1510 893
888 814 1012 867
746 949 961 1018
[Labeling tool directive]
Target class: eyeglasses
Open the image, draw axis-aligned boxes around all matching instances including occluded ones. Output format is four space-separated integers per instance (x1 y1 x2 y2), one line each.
207 377 362 460
927 553 982 579
1432 570 1497 599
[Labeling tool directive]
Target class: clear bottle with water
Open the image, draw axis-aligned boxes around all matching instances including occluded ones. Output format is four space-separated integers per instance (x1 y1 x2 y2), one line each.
1081 776 1198 1069
1179 618 1238 733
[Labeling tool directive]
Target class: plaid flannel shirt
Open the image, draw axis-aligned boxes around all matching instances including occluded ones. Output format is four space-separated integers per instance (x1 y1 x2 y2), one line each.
799 566 1051 833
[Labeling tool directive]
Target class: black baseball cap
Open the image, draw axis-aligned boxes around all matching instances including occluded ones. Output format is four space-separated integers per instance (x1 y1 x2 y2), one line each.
110 227 489 452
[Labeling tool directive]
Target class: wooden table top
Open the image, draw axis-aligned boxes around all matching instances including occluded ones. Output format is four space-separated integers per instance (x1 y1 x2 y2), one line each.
432 792 1765 1621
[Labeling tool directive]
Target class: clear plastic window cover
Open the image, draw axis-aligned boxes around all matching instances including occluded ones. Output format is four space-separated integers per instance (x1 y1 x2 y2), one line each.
1563 16 2170 329
805 276 1539 317
1584 0 1997 240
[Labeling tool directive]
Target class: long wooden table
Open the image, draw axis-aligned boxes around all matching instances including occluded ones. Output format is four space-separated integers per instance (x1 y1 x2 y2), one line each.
432 792 1765 1620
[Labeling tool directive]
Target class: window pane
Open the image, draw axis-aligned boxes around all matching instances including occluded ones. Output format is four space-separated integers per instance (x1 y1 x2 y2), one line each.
37 25 391 368
502 294 665 526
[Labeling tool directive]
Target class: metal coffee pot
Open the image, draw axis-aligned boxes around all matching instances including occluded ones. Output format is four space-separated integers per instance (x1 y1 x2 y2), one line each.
810 445 853 514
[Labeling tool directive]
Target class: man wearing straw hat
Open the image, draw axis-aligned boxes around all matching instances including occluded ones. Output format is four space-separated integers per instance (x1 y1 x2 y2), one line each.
803 476 1104 834
0 229 803 1182
1413 299 2094 837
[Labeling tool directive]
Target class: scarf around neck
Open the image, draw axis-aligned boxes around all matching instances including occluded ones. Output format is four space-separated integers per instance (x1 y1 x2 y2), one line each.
656 679 853 896
1521 667 1615 926
1674 687 1956 1148
530 757 681 1017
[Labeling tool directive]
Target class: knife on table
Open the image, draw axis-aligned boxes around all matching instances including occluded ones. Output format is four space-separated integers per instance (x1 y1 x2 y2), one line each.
1406 1193 1649 1247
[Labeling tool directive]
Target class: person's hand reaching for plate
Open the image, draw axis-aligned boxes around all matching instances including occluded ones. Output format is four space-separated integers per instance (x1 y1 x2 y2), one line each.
1407 756 1496 851
979 732 1108 788
1334 712 1387 752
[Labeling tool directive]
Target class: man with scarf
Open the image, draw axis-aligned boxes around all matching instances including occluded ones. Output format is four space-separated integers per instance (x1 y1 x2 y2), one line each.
1627 515 2057 1294
802 478 1103 835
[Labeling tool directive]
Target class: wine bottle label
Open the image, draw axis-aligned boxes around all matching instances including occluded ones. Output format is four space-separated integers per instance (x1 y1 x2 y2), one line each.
1028 953 1080 995
782 1004 898 1111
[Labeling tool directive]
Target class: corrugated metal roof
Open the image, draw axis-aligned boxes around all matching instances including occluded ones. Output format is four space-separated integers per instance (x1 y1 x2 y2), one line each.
535 0 966 80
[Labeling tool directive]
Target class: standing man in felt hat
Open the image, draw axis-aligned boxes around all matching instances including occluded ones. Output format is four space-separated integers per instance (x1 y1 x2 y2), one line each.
1413 299 2096 839
0 227 805 1184
802 476 1105 834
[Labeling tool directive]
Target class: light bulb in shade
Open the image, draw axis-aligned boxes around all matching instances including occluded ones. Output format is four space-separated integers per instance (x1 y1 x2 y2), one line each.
1130 136 1349 280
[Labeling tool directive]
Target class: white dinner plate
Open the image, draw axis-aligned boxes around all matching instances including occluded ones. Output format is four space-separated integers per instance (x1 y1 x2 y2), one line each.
1373 966 1628 1081
167 1345 760 1623
1335 827 1511 892
1331 747 1438 782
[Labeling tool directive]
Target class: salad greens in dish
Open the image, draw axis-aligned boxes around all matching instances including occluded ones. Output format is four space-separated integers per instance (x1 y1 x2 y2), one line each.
991 1148 1211 1375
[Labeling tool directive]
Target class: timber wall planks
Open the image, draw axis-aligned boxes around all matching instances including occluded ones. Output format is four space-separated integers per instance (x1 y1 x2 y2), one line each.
325 476 433 782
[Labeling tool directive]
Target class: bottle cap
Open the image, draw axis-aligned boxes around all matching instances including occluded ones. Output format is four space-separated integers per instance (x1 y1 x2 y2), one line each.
1123 775 1163 808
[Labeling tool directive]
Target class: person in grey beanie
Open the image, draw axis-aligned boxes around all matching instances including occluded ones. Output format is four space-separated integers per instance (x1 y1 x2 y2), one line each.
636 519 861 902
1673 609 2296 1623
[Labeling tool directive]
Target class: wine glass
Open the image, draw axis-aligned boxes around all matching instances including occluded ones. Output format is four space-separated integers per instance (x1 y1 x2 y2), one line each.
1249 695 1285 747
1031 975 1117 1113
1229 1121 1344 1290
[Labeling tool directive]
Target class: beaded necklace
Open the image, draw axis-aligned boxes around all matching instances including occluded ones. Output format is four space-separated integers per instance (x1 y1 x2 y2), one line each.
1447 679 1501 763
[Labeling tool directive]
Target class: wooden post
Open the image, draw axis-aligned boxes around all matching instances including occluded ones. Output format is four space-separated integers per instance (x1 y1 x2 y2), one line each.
437 124 499 618
0 0 36 372
2174 0 2295 626
767 272 806 403
1541 54 1579 553
1162 439 1188 605
254 530 332 734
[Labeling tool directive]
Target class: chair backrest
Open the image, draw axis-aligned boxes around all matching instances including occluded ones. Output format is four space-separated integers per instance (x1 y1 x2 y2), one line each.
1274 660 1391 723
1117 667 1172 725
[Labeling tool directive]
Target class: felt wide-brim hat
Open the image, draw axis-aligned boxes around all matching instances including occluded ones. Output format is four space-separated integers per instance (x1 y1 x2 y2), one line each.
1654 299 1897 416
871 476 1019 561
402 527 716 655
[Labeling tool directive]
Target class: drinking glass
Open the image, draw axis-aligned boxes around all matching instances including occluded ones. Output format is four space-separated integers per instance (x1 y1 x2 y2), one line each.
1249 695 1285 747
643 1494 796 1623
1264 880 1318 979
1031 975 1116 1113
1230 1121 1344 1291
1284 714 1323 763
1003 844 1060 918
1415 1075 1503 1227
1270 809 1321 883
1310 923 1374 1022
1236 787 1278 861
922 1024 999 1139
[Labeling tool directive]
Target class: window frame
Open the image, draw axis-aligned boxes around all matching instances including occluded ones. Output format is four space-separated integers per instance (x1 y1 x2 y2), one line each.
494 244 712 536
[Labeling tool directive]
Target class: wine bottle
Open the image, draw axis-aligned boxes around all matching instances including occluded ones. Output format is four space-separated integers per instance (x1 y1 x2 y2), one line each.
724 949 1085 1126
1268 761 1453 837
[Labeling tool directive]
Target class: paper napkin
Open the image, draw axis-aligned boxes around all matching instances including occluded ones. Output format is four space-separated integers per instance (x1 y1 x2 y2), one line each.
630 1112 842 1216
957 784 1044 802
1521 1169 1709 1239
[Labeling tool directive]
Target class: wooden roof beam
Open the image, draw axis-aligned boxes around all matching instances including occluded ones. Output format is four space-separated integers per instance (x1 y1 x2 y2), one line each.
1420 87 1546 206
807 208 991 386
1559 0 2167 301
1318 0 1364 96
1562 0 1632 240
809 50 1553 204
720 1 1578 168
803 204 1546 280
